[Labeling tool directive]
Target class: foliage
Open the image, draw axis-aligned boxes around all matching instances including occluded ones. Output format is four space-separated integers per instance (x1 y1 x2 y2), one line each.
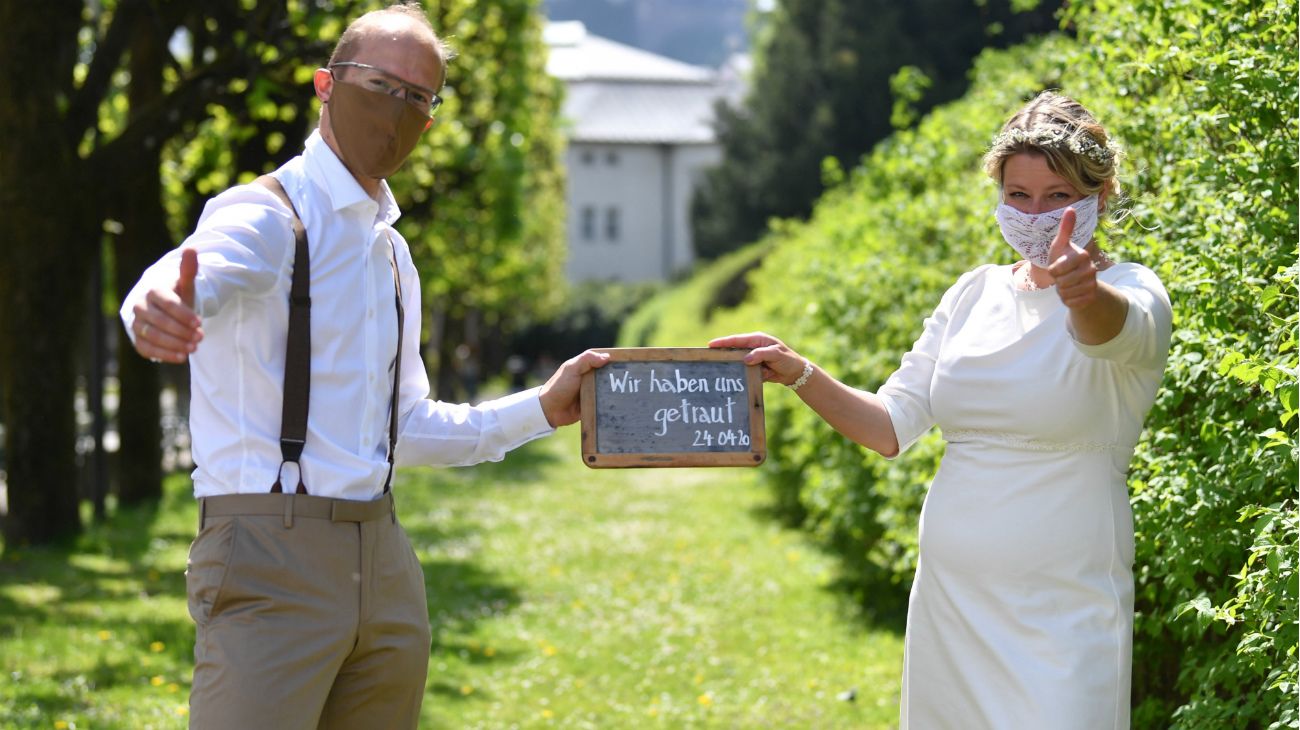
510 279 661 370
395 0 569 367
689 0 1060 260
1064 1 1299 725
631 0 1297 724
618 240 773 349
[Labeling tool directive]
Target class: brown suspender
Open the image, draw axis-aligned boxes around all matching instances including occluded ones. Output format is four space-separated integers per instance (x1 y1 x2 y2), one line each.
253 175 404 497
255 175 311 495
383 234 404 495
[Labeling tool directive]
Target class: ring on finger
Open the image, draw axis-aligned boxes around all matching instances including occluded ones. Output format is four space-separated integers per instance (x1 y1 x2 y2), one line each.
141 322 151 338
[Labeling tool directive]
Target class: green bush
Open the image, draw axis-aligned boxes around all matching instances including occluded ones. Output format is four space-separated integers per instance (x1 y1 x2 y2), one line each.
511 280 661 366
627 1 1296 725
617 241 772 349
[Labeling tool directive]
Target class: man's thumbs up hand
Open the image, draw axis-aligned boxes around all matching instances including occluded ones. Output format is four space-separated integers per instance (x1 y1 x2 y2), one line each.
131 247 204 363
1046 207 1098 309
175 247 198 309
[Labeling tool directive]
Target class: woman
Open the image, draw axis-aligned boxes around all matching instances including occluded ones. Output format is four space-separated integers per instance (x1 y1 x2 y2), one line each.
712 92 1172 729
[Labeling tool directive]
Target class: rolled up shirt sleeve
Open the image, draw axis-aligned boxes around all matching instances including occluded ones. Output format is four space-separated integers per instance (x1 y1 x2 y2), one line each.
1071 264 1173 370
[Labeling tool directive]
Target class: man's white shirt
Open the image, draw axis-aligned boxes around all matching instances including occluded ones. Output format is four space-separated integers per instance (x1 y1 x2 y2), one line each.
121 129 553 500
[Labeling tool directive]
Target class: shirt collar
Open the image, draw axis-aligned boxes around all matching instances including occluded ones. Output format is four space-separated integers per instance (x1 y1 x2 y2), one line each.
303 129 402 226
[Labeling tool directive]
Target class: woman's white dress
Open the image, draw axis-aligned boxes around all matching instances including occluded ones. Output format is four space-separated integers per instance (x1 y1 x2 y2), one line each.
876 262 1172 730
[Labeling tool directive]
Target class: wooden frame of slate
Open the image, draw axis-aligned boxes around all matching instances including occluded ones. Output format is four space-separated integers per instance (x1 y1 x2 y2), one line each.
580 347 766 468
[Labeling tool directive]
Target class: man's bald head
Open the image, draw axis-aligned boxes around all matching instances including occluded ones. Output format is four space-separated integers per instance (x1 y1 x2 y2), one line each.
329 2 451 87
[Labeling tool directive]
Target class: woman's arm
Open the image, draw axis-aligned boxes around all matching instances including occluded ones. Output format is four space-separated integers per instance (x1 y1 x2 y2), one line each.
1047 207 1128 345
709 333 899 457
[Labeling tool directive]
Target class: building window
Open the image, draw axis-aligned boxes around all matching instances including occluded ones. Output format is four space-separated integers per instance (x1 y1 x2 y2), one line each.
580 150 595 166
605 206 620 242
580 206 596 242
605 150 619 166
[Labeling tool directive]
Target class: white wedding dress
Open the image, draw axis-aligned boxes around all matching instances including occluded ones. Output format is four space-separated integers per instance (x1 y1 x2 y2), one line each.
876 261 1172 729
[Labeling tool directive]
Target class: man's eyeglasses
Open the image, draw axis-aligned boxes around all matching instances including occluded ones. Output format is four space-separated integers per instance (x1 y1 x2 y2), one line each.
329 61 443 117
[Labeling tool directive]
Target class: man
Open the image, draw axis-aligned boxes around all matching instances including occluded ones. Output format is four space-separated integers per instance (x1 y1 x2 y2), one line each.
120 5 607 727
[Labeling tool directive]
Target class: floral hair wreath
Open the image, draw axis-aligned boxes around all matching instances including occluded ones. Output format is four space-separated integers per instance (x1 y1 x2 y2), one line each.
991 127 1121 166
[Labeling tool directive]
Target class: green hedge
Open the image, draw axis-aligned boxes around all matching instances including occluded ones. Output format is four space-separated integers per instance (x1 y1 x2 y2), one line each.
627 1 1296 725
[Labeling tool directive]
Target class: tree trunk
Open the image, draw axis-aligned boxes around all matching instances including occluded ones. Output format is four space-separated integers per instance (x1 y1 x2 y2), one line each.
0 2 91 546
114 6 170 505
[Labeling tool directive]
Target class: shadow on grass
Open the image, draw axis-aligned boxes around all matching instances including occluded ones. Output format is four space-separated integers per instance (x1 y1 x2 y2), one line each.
746 495 909 636
397 489 530 704
0 479 200 724
1 466 535 719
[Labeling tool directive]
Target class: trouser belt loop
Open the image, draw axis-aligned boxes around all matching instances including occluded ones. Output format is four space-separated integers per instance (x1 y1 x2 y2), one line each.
199 498 207 531
390 492 396 525
283 494 295 529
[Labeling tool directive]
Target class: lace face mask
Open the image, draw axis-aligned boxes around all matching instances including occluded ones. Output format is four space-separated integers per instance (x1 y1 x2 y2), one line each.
994 194 1100 268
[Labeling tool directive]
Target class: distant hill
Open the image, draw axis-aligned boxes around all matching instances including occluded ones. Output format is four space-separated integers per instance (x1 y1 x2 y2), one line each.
543 0 749 68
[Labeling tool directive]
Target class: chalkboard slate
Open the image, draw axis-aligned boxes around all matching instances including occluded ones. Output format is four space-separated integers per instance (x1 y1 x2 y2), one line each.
580 348 766 468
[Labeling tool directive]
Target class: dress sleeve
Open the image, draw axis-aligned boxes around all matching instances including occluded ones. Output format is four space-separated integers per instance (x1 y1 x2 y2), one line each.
1071 264 1173 370
391 247 554 468
119 185 294 342
876 268 983 457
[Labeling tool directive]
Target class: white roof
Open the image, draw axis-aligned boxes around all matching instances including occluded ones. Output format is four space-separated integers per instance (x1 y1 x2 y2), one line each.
545 21 723 145
545 20 715 83
562 81 720 144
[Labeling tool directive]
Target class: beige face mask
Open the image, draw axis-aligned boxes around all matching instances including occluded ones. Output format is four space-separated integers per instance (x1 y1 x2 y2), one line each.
327 80 429 180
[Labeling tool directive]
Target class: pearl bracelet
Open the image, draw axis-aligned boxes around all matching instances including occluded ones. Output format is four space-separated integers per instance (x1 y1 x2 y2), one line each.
789 360 813 392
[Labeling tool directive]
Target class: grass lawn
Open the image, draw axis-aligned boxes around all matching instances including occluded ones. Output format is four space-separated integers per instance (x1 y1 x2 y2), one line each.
0 426 903 729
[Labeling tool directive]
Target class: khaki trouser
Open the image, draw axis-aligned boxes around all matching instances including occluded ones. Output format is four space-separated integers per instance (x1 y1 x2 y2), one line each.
186 492 431 729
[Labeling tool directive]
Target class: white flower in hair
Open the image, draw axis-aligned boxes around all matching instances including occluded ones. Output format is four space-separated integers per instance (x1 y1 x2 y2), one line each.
993 127 1119 165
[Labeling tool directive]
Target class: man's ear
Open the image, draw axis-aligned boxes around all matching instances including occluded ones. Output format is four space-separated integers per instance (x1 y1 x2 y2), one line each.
313 68 333 103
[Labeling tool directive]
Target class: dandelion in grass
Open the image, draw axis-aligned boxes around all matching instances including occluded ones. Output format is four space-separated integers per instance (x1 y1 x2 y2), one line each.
175 706 188 717
150 641 165 653
484 646 496 657
54 721 69 729
698 693 713 707
96 630 111 641
543 644 557 657
540 709 554 719
460 685 474 696
167 683 180 693
151 675 165 687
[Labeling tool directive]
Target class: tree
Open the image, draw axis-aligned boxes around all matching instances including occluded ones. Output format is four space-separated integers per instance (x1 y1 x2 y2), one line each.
0 0 345 545
690 0 1061 259
393 0 567 400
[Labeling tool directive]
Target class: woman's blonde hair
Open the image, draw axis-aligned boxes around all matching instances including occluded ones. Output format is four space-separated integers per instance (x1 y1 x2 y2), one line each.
983 91 1122 203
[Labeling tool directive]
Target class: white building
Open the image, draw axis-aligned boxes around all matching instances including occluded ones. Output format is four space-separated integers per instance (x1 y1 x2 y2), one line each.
545 21 732 282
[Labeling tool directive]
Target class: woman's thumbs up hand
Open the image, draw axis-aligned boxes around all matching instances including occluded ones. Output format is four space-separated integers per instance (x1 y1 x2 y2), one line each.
1047 207 1098 309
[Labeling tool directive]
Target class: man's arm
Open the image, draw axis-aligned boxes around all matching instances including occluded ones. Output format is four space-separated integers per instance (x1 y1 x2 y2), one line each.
120 184 295 362
122 247 203 363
